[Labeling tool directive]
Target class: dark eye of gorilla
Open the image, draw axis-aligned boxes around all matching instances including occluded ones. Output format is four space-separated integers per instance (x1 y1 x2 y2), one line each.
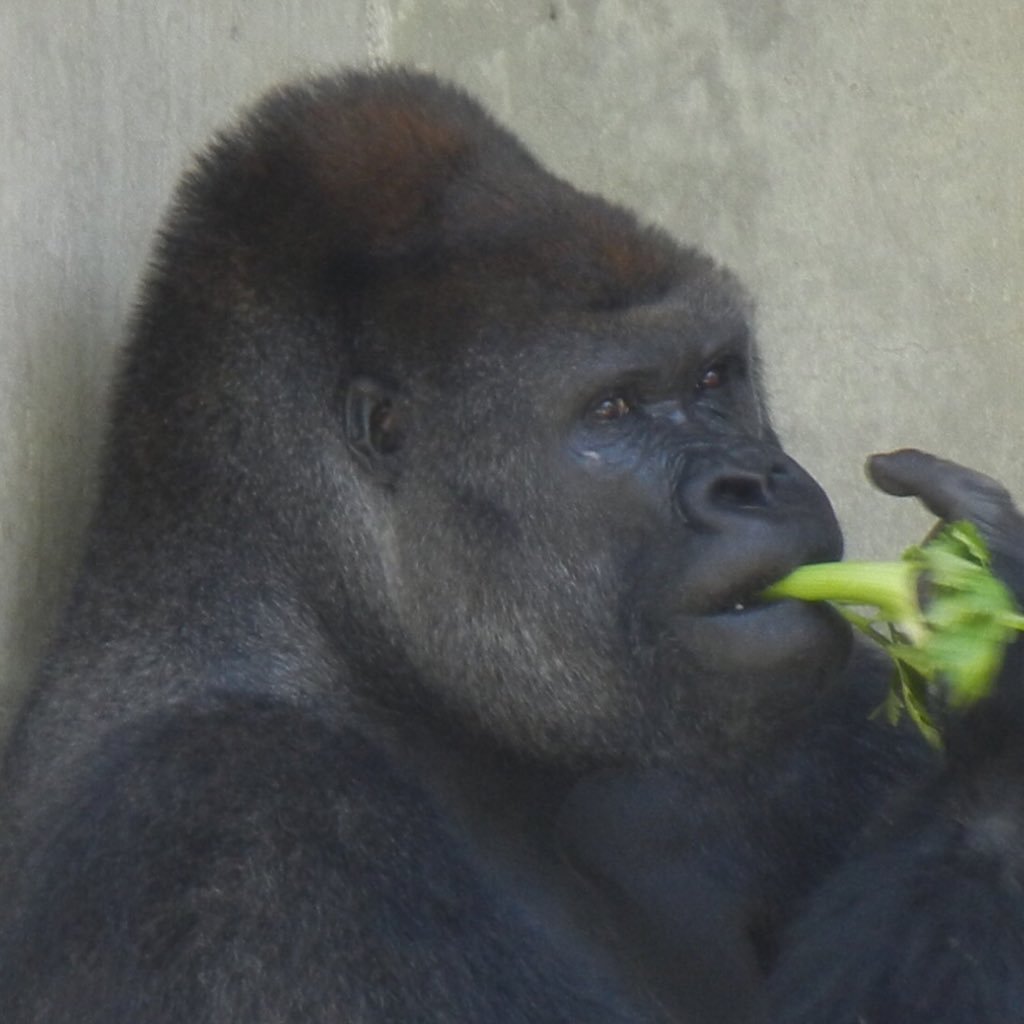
698 367 723 390
588 394 634 423
697 360 731 392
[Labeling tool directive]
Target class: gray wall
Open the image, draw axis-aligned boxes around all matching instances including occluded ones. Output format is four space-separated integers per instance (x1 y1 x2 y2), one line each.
2 1 1022 737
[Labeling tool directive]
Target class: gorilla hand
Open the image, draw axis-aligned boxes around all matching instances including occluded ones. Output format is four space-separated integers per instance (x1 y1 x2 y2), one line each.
868 448 1024 746
868 449 1024 597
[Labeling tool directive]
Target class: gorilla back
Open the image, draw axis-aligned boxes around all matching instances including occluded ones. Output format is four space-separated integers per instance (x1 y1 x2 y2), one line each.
3 69 1022 1024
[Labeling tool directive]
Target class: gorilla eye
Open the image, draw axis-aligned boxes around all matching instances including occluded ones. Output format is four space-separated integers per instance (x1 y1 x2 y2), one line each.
588 395 634 423
697 360 732 392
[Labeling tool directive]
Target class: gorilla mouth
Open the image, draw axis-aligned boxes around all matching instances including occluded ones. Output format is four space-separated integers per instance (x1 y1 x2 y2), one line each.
713 592 789 619
685 570 850 676
717 569 796 614
692 558 847 645
681 527 843 622
699 563 805 618
714 595 819 624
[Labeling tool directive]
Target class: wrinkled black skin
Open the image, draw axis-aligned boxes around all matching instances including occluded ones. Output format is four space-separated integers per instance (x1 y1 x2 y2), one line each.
1 70 1023 1023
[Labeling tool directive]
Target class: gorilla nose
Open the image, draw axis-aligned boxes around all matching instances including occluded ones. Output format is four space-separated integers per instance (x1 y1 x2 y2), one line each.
674 449 794 529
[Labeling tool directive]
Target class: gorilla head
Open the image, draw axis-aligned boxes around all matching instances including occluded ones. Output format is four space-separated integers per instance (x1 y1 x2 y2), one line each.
92 70 847 775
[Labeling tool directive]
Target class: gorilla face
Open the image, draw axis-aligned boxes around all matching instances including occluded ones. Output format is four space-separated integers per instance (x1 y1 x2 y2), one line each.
349 258 848 763
112 70 849 766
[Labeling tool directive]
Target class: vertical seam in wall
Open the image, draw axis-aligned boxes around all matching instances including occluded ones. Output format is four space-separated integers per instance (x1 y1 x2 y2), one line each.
365 0 393 67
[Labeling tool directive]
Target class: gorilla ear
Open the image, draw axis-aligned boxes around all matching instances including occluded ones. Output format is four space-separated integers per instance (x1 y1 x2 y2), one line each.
344 376 403 473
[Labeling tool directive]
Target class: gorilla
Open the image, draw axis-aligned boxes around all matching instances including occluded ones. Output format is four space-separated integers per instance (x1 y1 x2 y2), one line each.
1 68 1022 1023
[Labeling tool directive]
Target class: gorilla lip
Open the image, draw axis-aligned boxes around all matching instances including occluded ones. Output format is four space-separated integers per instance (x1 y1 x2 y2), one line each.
724 597 764 614
714 595 786 618
703 567 802 617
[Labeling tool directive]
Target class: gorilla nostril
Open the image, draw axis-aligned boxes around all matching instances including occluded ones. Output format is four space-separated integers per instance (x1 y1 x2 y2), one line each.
676 457 794 525
710 471 773 510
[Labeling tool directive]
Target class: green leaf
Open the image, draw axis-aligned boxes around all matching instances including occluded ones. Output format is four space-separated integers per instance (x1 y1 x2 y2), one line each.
762 520 1024 745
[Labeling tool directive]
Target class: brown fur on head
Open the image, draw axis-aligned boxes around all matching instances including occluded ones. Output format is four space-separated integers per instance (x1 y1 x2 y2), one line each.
171 69 695 323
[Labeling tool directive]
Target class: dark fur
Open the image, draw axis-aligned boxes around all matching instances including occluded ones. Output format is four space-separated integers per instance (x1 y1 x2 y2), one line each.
1 69 1022 1023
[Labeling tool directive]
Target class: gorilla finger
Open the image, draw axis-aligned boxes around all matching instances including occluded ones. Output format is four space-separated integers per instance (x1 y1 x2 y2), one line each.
866 449 1016 531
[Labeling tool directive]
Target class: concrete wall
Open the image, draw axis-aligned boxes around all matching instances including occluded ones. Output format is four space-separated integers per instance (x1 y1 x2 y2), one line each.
2 1 1021 736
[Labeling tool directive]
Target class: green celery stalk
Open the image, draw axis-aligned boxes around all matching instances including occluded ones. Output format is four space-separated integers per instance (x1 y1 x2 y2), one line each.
763 521 1024 745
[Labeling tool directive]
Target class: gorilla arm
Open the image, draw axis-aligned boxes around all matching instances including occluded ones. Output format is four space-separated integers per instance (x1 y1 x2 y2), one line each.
766 451 1024 1024
556 640 930 1023
560 452 1024 1024
0 699 648 1024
